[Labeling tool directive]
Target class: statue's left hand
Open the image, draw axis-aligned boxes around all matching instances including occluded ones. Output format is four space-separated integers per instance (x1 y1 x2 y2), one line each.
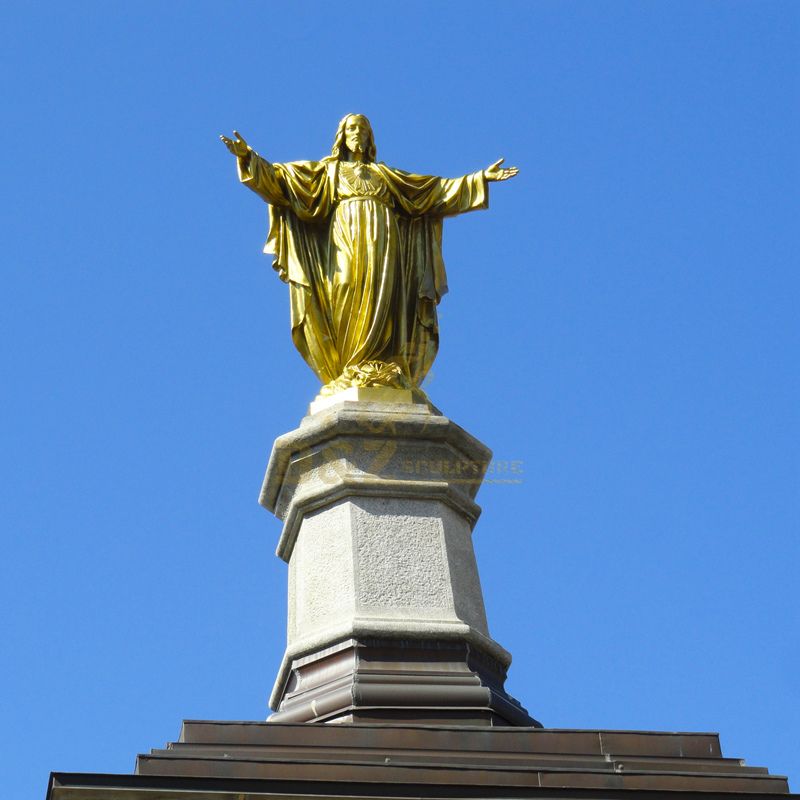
484 158 519 182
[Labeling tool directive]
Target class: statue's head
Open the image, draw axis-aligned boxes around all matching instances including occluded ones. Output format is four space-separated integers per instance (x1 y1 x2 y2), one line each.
331 114 377 162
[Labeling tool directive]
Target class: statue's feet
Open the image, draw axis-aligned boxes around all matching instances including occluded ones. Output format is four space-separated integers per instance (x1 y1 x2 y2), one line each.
320 361 411 397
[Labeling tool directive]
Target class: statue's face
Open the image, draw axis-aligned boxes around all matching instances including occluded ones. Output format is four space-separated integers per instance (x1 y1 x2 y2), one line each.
344 116 370 155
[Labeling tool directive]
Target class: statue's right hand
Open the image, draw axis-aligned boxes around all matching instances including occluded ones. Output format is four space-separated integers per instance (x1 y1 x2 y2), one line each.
220 130 251 158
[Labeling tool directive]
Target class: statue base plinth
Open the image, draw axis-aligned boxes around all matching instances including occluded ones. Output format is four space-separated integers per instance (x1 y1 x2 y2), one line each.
260 396 536 726
308 385 432 415
269 637 536 726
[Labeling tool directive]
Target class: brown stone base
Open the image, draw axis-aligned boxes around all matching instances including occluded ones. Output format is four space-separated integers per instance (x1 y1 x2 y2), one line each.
49 718 794 799
269 637 539 727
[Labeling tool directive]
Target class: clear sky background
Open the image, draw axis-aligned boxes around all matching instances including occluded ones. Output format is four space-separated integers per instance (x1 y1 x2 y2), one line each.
2 2 798 797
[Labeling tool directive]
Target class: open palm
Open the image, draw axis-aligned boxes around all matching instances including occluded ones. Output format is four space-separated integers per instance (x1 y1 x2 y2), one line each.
484 158 519 182
220 130 251 158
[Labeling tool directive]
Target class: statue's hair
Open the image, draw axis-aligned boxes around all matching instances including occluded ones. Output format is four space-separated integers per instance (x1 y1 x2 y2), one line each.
331 113 377 162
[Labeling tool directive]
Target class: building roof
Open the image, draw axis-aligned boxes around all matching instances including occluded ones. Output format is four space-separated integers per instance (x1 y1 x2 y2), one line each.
47 720 794 800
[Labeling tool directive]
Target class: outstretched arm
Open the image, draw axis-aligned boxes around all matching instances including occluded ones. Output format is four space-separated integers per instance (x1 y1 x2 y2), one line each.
220 130 287 205
484 158 519 182
383 156 519 217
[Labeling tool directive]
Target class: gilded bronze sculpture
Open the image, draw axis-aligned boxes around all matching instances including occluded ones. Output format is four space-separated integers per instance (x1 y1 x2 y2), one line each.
221 114 517 395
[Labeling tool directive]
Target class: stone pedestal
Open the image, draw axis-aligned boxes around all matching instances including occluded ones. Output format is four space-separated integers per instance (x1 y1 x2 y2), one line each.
260 389 537 726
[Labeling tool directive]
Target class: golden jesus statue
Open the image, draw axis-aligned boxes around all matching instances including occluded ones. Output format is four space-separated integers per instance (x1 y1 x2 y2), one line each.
221 114 518 395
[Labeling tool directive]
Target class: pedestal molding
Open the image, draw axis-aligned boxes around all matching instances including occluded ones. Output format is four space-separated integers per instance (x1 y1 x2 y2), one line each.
276 476 482 562
269 618 514 711
260 404 492 513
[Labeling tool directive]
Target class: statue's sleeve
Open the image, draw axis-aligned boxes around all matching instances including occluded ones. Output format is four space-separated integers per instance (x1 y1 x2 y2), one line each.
236 155 333 291
237 152 289 206
237 157 332 296
380 166 488 217
238 155 332 221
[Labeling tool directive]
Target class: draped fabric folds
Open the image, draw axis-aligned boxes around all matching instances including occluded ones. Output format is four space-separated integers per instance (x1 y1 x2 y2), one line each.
238 153 488 390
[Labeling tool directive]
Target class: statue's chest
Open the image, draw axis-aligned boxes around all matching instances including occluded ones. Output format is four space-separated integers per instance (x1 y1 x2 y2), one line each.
337 163 389 199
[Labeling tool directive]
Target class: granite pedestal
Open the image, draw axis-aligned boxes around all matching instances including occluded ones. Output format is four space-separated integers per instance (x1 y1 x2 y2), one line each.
260 389 536 726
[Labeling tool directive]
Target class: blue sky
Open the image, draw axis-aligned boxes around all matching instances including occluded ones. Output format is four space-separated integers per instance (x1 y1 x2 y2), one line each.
2 2 798 797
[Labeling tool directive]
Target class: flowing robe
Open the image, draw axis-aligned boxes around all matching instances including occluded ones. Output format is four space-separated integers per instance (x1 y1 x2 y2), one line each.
237 153 488 390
